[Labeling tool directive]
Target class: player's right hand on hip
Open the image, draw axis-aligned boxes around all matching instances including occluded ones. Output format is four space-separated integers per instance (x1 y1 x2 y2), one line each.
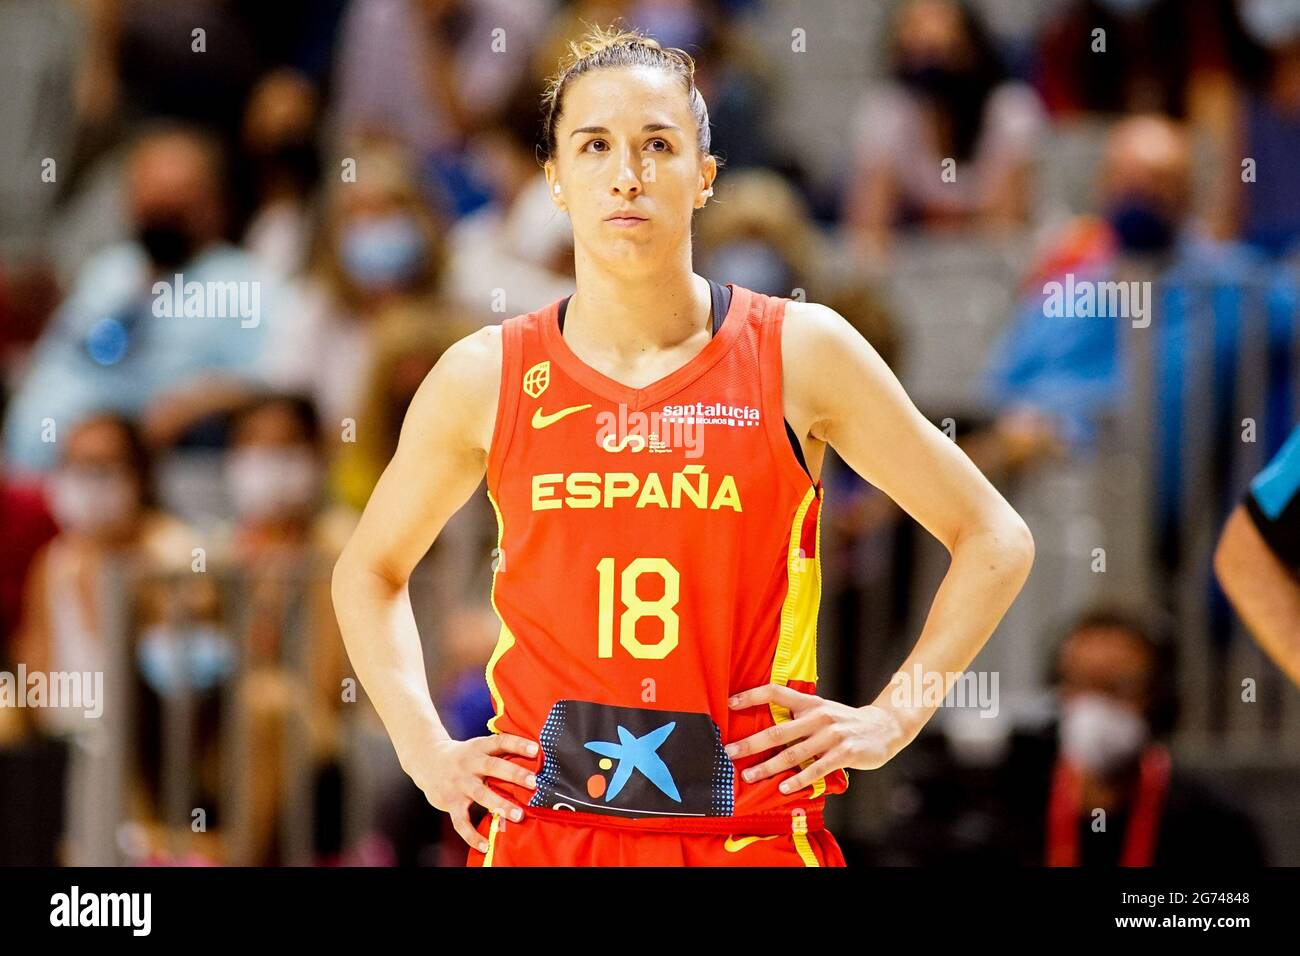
408 735 539 852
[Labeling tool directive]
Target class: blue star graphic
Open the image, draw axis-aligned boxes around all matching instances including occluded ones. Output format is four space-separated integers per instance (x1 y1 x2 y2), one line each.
584 722 681 802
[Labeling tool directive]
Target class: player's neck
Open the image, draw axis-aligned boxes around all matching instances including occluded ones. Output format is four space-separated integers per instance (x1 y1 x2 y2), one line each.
566 257 711 359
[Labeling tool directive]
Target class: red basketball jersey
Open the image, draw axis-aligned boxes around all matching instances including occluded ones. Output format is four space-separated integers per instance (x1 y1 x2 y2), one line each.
480 282 849 833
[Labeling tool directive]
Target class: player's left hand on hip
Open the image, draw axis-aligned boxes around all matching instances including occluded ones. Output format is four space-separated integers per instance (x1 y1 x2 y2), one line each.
724 683 905 790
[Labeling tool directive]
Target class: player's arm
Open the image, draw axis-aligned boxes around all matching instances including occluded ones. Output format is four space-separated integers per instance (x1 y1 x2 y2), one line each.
1214 506 1300 685
752 301 1033 762
330 325 536 850
1214 427 1300 686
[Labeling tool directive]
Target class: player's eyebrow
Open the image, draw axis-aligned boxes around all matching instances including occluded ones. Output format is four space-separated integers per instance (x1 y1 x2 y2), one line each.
570 124 683 137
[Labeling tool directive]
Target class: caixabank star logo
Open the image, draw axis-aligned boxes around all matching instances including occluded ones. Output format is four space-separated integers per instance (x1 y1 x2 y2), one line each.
529 700 734 818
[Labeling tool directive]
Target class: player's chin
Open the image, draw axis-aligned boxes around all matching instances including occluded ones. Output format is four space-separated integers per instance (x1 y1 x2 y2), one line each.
593 232 662 263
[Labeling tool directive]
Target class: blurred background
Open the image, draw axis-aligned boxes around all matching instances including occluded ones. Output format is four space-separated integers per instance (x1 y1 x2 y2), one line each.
0 0 1296 866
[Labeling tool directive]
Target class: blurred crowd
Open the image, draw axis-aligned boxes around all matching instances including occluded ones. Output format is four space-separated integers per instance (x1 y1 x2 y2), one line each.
0 0 1296 866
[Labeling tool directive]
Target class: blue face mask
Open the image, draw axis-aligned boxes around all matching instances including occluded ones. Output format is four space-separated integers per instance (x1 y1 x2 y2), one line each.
705 240 794 298
136 624 236 696
339 213 428 290
1239 0 1300 48
1107 195 1177 253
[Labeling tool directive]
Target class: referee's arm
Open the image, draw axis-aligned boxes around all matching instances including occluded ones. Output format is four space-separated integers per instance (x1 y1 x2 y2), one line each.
1215 425 1300 687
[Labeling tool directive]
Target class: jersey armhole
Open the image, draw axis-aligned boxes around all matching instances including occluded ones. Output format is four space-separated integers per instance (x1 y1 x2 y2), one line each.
758 296 819 493
485 318 522 492
1245 488 1300 568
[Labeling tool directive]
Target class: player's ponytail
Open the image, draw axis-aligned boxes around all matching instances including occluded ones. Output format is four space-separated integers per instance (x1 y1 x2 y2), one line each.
539 23 715 166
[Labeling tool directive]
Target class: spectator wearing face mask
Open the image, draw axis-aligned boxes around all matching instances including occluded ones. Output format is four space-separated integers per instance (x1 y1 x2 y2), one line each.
13 414 201 738
694 169 821 298
7 413 215 863
263 142 454 438
1 125 295 474
1031 607 1266 866
844 0 1047 261
879 605 1269 866
980 114 1279 463
978 113 1297 605
214 393 356 866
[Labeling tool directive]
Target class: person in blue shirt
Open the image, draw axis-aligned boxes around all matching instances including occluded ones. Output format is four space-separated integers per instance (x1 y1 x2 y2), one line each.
983 114 1270 454
982 114 1294 585
3 124 288 474
1215 423 1300 686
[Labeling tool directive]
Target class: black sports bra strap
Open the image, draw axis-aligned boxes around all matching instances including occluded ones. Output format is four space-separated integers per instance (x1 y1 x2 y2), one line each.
557 293 571 332
557 280 732 338
707 278 732 338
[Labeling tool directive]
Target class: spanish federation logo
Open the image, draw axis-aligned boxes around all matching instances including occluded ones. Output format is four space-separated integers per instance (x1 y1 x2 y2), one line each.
523 360 550 398
600 432 648 453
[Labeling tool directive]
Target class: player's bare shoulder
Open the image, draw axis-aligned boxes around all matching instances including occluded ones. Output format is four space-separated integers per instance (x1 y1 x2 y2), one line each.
404 323 503 458
780 298 846 366
779 298 851 435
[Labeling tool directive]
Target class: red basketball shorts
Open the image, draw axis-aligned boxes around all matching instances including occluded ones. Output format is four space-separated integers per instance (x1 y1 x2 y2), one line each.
465 810 847 867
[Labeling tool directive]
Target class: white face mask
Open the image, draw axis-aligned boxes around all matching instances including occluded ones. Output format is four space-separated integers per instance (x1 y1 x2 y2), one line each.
225 446 320 521
48 467 138 536
1059 692 1149 776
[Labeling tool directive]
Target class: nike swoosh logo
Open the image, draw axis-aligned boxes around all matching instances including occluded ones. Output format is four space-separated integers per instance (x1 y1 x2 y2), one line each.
531 403 592 429
723 834 781 852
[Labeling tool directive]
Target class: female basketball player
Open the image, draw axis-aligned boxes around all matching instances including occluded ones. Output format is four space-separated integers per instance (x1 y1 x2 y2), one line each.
332 26 1035 866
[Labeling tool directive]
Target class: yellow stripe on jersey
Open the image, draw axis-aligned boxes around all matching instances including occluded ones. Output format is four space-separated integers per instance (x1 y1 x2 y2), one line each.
770 485 827 797
484 490 516 734
791 808 820 866
483 812 502 866
793 830 820 866
771 485 822 690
